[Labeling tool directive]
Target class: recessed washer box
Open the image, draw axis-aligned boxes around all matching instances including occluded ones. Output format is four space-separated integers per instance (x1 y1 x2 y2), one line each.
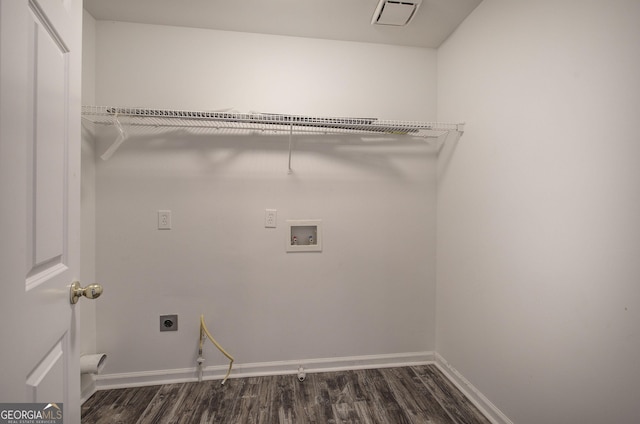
286 220 322 252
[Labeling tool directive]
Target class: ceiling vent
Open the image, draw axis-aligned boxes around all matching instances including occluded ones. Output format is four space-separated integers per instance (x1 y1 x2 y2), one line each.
371 0 422 26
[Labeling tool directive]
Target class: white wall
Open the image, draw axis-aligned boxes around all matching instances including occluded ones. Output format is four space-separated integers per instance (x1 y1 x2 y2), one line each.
95 21 437 121
91 22 439 376
436 1 640 422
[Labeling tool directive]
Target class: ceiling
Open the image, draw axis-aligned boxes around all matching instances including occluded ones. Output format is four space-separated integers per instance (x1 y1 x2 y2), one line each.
83 0 482 49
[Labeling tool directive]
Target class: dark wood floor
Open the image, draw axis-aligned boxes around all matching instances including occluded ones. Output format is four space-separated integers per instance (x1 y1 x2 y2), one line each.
82 365 491 424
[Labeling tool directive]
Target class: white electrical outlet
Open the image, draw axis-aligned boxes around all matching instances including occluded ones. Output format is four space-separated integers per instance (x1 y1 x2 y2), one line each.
158 210 172 230
265 209 277 228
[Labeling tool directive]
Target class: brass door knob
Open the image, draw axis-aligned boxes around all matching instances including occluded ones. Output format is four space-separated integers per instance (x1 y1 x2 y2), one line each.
70 281 103 304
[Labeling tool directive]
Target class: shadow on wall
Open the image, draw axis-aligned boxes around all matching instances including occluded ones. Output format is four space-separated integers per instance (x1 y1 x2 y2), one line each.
436 128 462 182
85 123 445 179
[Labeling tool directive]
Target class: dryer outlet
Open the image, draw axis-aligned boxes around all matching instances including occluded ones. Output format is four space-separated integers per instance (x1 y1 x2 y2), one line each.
160 314 178 331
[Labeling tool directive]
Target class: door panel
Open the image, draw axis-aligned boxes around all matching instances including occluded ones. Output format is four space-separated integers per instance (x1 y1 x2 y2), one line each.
33 14 67 268
27 2 69 285
26 337 65 403
0 0 82 422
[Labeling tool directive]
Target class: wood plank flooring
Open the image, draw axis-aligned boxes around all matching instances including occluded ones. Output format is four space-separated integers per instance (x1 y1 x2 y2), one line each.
82 365 491 424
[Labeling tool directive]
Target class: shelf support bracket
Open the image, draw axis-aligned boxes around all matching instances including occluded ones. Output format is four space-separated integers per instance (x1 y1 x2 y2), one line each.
100 115 128 160
287 121 293 174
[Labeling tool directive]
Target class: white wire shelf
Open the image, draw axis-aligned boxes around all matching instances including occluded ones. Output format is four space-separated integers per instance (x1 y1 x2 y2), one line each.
82 105 465 166
82 106 464 138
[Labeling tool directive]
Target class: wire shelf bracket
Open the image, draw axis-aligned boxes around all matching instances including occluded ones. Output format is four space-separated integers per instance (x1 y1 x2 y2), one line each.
100 114 128 161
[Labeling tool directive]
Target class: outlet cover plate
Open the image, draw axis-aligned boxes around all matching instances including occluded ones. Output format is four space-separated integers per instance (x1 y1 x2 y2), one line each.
158 210 172 230
265 209 277 228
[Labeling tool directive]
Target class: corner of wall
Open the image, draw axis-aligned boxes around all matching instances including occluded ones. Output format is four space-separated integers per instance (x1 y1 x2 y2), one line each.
434 353 512 424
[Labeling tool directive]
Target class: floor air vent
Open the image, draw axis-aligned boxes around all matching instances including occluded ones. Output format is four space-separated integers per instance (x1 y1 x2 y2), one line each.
371 0 422 26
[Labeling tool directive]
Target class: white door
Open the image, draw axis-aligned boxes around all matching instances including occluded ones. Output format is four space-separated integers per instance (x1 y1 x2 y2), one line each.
0 0 83 422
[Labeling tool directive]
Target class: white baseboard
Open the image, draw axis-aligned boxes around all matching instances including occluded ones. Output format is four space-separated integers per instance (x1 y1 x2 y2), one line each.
95 351 435 391
80 377 97 404
434 352 513 424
